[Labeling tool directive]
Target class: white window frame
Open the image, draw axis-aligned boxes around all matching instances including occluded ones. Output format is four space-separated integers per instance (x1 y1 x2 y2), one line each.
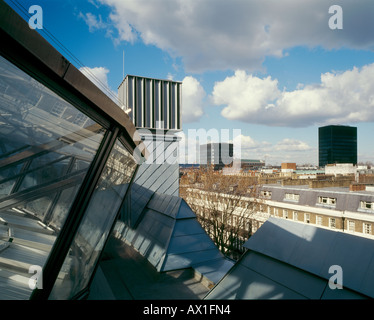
360 201 374 211
261 190 272 199
51 101 67 117
293 211 298 221
304 213 310 224
318 196 336 206
233 215 237 227
316 215 323 226
329 217 336 229
73 113 88 126
285 193 300 201
363 223 372 235
348 220 355 232
245 218 250 231
283 209 288 219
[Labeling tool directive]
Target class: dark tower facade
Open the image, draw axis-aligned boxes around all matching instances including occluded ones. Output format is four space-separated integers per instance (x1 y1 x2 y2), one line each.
318 125 357 167
200 143 234 170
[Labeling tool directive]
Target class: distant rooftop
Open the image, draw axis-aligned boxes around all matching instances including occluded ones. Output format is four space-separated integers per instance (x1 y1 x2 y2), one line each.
262 183 374 196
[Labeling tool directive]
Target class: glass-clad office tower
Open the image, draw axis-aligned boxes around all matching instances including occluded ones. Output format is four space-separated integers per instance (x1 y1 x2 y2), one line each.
0 1 146 299
200 143 234 171
318 125 357 167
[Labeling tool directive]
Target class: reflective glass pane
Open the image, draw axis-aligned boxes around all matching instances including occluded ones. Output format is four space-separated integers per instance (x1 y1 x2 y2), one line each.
49 140 137 299
0 55 104 299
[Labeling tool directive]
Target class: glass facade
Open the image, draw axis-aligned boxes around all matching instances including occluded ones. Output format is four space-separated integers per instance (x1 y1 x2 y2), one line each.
0 56 106 299
318 125 357 167
49 141 137 299
200 143 234 170
0 4 141 298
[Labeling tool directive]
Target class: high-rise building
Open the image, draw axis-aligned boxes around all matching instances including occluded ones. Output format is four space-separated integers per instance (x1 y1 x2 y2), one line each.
200 142 233 170
318 125 357 167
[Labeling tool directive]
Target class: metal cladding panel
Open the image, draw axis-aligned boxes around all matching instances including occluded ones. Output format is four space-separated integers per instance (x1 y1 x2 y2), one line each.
193 259 234 285
117 190 228 275
244 217 374 298
321 287 367 299
206 263 307 300
177 200 197 219
162 249 223 272
119 75 182 131
240 252 326 299
172 219 206 237
147 193 181 218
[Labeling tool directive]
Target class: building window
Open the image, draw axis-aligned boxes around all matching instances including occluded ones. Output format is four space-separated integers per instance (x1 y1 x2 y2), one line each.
51 101 67 117
316 216 323 226
233 216 237 227
293 211 298 221
360 201 374 211
348 220 355 232
329 218 336 229
73 113 88 127
245 218 250 231
285 193 300 201
252 224 257 233
283 209 288 219
304 213 310 223
261 190 272 199
363 223 372 235
274 208 279 217
318 196 336 206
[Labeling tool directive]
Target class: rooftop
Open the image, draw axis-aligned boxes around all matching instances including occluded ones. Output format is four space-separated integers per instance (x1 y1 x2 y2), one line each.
206 217 374 299
262 183 374 196
88 236 210 300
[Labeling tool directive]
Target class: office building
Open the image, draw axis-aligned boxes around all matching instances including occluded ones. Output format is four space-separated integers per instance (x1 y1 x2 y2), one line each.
200 143 233 170
319 125 357 167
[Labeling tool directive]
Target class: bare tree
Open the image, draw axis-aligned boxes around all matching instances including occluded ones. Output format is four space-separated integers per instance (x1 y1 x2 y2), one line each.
180 166 262 259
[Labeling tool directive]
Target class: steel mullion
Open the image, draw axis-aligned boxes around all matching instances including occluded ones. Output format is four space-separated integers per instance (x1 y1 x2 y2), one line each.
74 162 141 300
30 126 120 300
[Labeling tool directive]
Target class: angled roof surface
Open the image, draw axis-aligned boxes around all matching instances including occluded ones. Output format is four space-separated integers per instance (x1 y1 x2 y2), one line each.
115 191 233 283
206 217 374 299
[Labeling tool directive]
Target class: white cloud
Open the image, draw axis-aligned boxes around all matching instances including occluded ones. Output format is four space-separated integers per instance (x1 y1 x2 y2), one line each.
212 63 374 127
233 134 271 153
94 0 374 72
232 134 314 164
78 12 106 32
79 66 118 102
182 76 205 123
274 139 312 151
212 70 280 120
176 131 316 165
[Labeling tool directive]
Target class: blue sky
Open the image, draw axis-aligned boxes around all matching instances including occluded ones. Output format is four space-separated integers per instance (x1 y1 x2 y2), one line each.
7 0 374 165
